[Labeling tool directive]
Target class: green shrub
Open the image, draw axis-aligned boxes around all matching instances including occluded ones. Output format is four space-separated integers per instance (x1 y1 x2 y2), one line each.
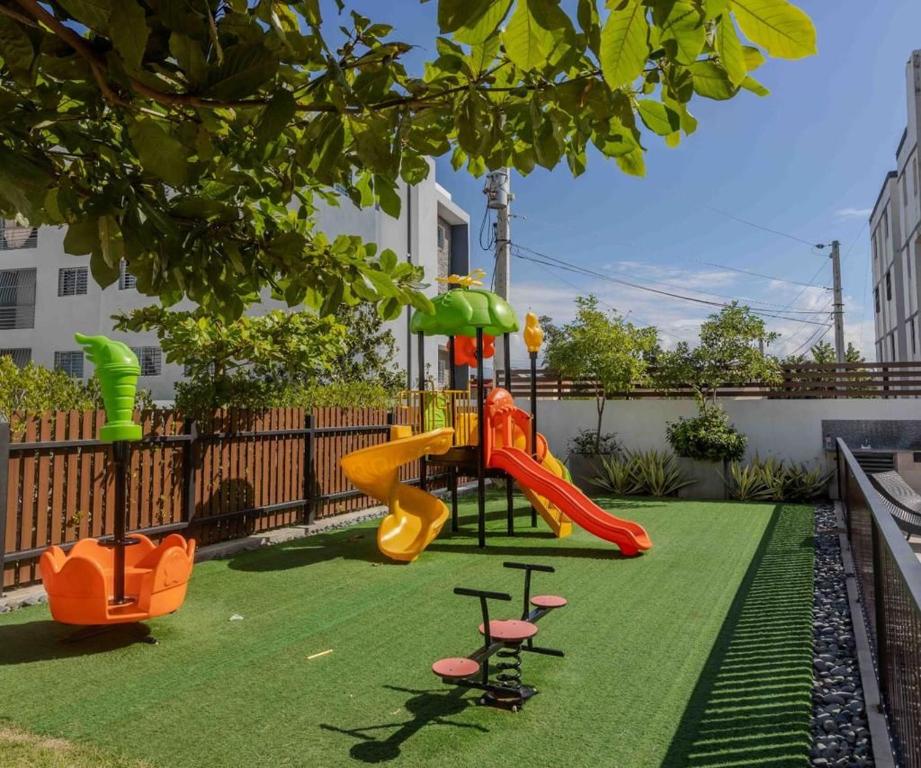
593 454 641 495
666 403 747 462
569 428 620 456
593 449 694 497
631 450 696 497
723 457 832 502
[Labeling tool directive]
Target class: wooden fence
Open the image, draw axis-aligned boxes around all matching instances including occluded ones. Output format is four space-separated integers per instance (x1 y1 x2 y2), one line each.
0 406 443 593
504 362 921 400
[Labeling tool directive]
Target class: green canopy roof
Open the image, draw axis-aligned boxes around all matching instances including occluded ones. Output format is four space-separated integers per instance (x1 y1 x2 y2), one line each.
410 288 519 337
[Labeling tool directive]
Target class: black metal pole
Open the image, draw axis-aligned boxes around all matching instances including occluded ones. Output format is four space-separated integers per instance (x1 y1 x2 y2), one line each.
447 336 460 531
418 332 427 492
112 441 129 605
0 422 9 598
476 328 486 548
529 350 538 527
304 411 315 525
182 418 197 527
503 333 514 535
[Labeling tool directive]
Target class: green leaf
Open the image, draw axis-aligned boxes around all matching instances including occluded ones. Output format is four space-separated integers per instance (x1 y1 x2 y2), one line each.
90 247 120 288
128 119 189 186
503 0 572 71
170 33 208 87
615 147 645 177
205 45 278 99
255 90 296 146
110 1 148 70
741 74 770 96
57 0 111 31
0 16 35 85
658 1 705 65
600 0 649 89
438 0 492 33
690 61 737 99
63 219 99 256
730 0 816 59
742 45 766 70
716 17 747 85
637 100 679 136
454 0 512 44
97 215 124 268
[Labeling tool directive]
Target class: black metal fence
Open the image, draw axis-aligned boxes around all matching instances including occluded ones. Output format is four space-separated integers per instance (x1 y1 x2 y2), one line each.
837 439 921 767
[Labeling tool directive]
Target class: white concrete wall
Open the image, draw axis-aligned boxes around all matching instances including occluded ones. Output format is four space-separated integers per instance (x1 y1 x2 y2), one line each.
523 397 921 469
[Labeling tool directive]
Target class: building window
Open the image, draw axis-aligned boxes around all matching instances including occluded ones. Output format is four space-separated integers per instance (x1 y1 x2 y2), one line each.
883 209 889 240
0 348 30 367
910 317 917 355
58 266 88 296
914 156 919 197
908 250 913 280
890 333 896 360
903 173 909 206
131 346 162 376
54 350 84 378
872 232 878 261
0 219 37 250
885 270 892 300
874 287 880 314
0 267 36 329
119 260 137 290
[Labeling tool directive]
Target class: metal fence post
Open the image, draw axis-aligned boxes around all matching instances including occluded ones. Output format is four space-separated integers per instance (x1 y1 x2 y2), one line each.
870 518 888 707
0 422 10 597
183 418 198 526
304 411 315 526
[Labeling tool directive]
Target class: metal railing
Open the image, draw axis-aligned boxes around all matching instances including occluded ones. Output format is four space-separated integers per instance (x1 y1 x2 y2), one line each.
837 438 921 767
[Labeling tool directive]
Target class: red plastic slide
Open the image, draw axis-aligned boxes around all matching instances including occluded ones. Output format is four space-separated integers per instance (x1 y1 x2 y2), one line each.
488 446 652 557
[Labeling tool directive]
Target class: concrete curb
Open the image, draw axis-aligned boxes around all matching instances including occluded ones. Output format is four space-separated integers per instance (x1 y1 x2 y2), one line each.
0 482 481 614
834 501 895 768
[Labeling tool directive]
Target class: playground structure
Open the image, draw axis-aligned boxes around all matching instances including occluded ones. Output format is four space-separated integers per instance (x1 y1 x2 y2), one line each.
431 561 567 711
340 283 652 562
39 334 195 640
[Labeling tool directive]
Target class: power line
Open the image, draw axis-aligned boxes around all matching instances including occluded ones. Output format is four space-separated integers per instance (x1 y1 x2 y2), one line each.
706 206 822 247
701 261 831 290
788 321 833 357
512 245 833 325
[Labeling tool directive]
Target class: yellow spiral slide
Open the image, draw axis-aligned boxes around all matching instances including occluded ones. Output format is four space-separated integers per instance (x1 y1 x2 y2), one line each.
340 426 455 562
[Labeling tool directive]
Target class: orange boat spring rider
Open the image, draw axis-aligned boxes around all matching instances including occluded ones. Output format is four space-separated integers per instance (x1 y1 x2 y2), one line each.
39 334 196 639
40 533 196 626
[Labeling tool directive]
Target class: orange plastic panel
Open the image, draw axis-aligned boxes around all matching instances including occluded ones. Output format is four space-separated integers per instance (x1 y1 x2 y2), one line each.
40 534 196 625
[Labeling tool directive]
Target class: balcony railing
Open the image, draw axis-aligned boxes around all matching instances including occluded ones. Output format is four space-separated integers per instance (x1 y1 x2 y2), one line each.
837 438 921 768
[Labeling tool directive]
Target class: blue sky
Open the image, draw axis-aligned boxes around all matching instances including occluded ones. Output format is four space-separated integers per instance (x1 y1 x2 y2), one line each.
327 2 921 363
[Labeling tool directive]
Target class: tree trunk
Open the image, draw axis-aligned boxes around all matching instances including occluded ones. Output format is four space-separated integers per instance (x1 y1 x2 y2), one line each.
595 394 605 453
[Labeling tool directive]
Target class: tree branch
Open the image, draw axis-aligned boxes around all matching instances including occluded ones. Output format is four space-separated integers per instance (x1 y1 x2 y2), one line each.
13 0 126 106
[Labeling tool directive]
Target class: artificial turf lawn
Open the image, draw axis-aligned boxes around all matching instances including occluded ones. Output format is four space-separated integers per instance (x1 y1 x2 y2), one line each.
0 493 814 768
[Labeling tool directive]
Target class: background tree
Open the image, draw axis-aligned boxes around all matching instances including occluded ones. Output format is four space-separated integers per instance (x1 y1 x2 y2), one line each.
809 340 864 363
326 303 404 391
655 302 781 400
0 0 815 319
544 295 658 453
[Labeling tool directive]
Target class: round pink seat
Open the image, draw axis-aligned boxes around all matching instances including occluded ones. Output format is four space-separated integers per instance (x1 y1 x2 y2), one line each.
531 594 567 609
478 619 538 643
432 657 480 678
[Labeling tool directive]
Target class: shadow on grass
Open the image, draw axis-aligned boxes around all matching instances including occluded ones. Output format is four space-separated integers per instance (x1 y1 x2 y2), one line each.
661 504 814 768
320 685 486 763
0 621 154 665
229 504 626 572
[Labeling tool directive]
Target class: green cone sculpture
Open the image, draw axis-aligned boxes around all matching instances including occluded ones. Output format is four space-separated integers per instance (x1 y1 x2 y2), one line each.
75 333 142 442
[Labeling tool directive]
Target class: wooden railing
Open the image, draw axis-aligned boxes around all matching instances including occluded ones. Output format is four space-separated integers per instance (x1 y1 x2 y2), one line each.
502 362 921 399
0 406 450 593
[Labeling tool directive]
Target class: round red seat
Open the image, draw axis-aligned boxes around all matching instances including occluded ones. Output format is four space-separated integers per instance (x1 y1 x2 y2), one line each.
432 657 480 678
478 619 538 643
531 594 567 609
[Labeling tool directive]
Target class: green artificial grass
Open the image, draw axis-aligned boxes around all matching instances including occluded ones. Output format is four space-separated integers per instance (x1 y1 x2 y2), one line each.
0 493 814 768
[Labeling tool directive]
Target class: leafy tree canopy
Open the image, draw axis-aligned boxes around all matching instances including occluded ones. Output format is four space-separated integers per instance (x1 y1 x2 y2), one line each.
655 301 781 398
544 294 658 451
0 0 815 317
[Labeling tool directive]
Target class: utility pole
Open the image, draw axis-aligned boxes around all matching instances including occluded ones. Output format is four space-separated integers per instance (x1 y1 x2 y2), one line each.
830 239 845 363
486 169 511 381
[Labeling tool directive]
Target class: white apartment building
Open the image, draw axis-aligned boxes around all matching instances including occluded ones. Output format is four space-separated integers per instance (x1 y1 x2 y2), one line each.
0 165 470 399
872 50 921 362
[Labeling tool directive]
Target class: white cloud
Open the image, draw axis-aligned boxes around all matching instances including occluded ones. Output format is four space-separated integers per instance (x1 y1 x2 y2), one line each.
835 207 872 219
